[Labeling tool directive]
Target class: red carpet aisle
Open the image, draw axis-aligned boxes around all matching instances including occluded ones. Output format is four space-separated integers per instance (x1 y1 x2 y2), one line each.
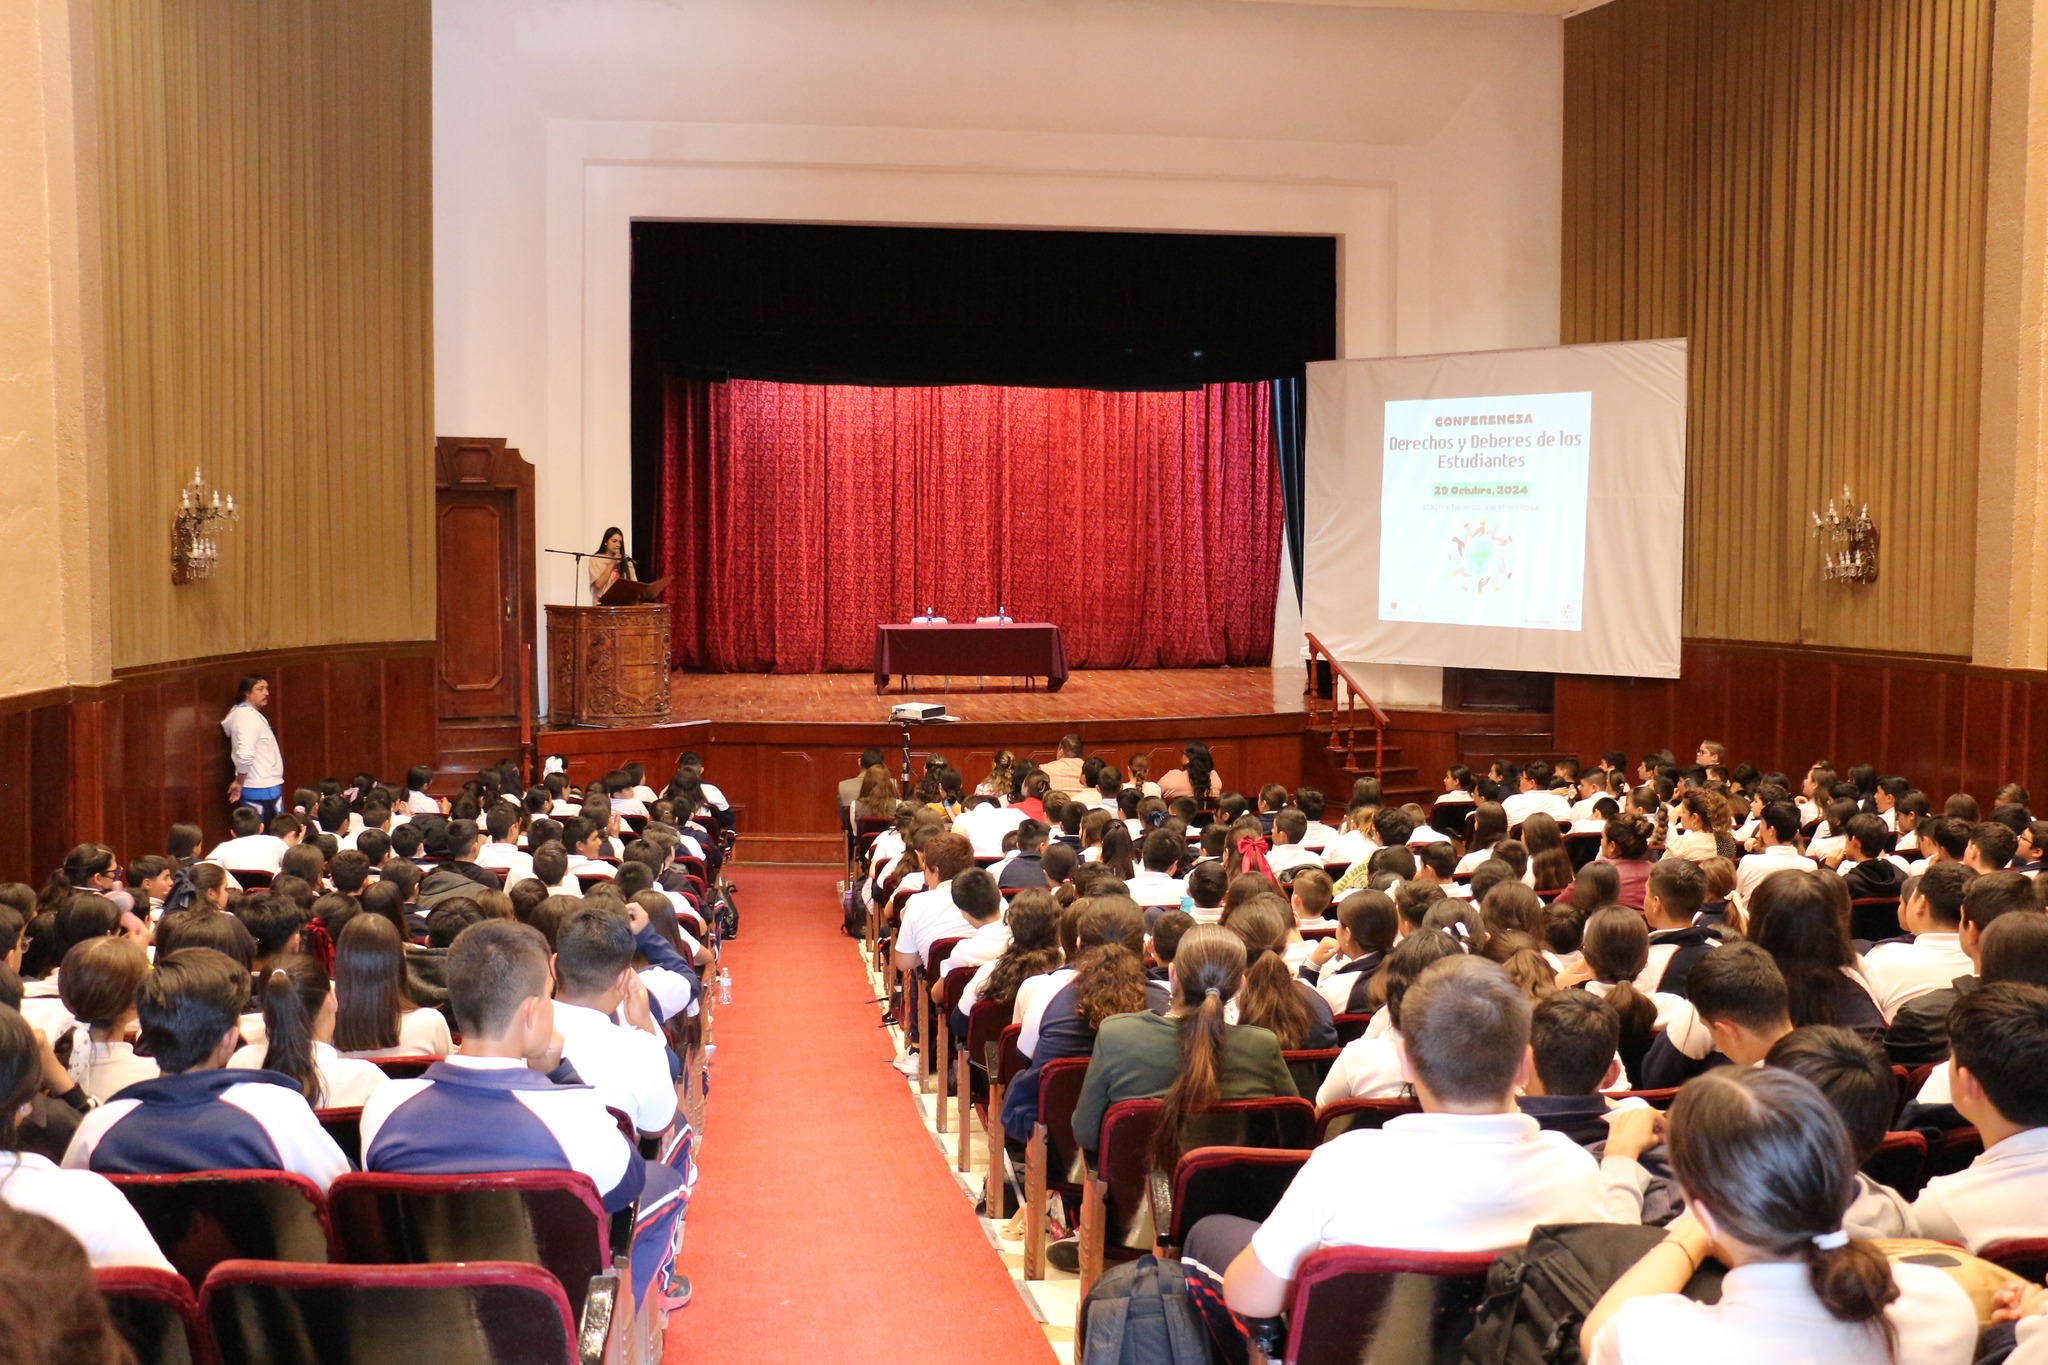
670 865 1057 1364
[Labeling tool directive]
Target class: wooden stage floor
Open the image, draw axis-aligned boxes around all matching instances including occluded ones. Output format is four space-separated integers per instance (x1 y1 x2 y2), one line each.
665 666 1309 725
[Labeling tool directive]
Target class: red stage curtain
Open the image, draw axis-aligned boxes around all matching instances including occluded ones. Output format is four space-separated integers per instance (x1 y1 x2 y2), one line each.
657 378 1280 672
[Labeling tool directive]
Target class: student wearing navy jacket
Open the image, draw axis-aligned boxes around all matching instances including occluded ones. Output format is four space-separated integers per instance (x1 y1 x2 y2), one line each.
360 920 691 1310
63 948 351 1189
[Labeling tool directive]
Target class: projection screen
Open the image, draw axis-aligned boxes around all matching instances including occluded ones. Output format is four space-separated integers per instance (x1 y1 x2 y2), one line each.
1299 338 1688 679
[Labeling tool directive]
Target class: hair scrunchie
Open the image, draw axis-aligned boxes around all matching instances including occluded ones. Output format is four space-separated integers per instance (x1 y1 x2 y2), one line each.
1810 1229 1849 1251
1204 986 1221 999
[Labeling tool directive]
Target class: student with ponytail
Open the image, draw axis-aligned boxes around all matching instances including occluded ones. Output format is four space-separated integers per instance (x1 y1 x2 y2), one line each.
1576 907 1683 1088
1581 1066 1977 1364
1071 927 1295 1160
229 955 387 1109
56 938 156 1101
1223 894 1336 1048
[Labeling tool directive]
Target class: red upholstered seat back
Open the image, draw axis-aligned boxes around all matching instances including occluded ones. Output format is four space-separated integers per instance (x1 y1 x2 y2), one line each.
108 1170 336 1291
97 1266 204 1365
1312 1096 1420 1145
326 1170 609 1319
1282 1245 1497 1365
201 1258 577 1365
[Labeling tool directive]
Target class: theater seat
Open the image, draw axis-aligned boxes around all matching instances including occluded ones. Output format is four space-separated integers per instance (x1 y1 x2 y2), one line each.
97 1266 205 1365
108 1170 336 1290
1979 1238 2048 1284
1279 1245 1496 1365
326 1170 615 1321
1312 1097 1420 1144
200 1259 600 1365
1163 1146 1310 1253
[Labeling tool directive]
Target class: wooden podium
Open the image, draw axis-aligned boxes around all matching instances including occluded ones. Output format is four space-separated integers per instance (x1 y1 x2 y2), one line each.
546 581 672 727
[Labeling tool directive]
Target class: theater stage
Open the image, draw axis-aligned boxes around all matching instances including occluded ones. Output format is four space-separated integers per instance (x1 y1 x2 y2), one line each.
539 667 1551 863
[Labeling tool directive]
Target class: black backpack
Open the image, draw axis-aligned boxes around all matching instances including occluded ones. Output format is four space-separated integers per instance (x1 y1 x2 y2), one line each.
1461 1224 1723 1365
714 886 738 941
1078 1255 1221 1365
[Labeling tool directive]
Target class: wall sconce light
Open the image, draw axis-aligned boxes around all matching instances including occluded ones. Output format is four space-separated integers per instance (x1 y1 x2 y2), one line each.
171 466 238 584
1811 484 1878 584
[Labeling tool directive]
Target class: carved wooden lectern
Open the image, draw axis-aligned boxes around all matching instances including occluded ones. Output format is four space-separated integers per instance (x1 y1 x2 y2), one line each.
545 576 672 727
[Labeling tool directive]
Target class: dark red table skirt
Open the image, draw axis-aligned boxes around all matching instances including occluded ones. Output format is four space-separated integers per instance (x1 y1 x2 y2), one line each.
872 623 1068 692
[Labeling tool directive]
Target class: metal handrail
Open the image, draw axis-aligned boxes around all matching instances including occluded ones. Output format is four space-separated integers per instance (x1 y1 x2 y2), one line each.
1302 633 1388 777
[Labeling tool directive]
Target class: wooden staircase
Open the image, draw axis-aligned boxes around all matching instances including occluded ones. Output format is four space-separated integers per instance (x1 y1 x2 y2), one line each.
1302 634 1430 806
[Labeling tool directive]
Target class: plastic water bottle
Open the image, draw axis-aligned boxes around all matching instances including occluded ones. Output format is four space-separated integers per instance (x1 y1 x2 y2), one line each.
717 968 732 1005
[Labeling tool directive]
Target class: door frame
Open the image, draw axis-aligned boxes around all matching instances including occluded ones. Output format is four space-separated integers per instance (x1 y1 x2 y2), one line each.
434 437 539 776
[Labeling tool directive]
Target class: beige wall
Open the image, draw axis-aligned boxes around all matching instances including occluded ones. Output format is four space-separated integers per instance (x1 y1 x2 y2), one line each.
1564 0 1994 658
0 0 109 699
95 0 435 669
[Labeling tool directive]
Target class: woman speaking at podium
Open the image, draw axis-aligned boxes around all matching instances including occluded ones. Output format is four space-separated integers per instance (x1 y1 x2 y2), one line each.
588 525 637 603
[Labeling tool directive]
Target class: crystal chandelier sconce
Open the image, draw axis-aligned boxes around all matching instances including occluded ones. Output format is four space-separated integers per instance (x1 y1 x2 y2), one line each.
171 466 239 584
1810 484 1878 585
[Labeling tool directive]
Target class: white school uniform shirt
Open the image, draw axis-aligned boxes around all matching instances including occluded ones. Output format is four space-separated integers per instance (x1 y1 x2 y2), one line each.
474 842 536 884
1245 1112 1610 1278
610 795 648 818
1265 844 1322 876
1806 832 1848 864
20 978 75 1040
340 1007 454 1059
1916 1061 1952 1106
67 1036 160 1102
1502 789 1573 827
640 965 697 1021
1321 829 1376 868
1316 1031 1408 1104
407 791 441 815
896 884 974 962
0 1153 174 1270
227 1040 389 1110
1734 843 1813 899
1909 1127 2048 1251
1862 934 1972 1017
208 834 289 874
1015 968 1078 1058
939 919 1011 977
552 1001 678 1136
1407 824 1457 848
1583 979 1690 1032
1299 820 1338 852
867 829 907 878
1587 1260 1975 1365
1455 847 1495 875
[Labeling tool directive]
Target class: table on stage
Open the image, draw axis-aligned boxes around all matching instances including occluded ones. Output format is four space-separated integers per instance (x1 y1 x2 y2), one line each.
872 622 1068 693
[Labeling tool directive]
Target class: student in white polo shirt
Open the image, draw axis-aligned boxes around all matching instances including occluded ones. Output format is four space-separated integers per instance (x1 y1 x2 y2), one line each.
473 805 536 885
890 834 978 1072
1123 829 1187 914
936 870 1007 977
1862 862 1974 1017
1580 1067 1975 1365
1908 980 2048 1251
1735 803 1810 900
549 905 679 1140
1203 955 1611 1320
1263 810 1321 877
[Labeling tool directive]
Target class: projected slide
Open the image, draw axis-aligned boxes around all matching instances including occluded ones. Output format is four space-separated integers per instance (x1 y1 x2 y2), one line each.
1298 338 1687 679
1377 391 1591 632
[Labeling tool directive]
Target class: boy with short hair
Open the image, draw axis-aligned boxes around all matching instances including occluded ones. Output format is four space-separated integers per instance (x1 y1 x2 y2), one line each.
362 920 690 1308
1517 990 1628 1146
1765 1025 1910 1237
550 906 681 1140
1636 941 1793 1088
1637 858 1719 997
63 948 350 1188
1908 981 2048 1250
1866 861 1975 1019
1263 809 1320 876
1210 957 1610 1317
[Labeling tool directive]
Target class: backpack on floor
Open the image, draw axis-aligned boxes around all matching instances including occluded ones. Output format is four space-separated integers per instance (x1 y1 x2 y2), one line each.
841 881 867 938
715 886 739 940
1461 1223 1723 1365
1078 1254 1222 1365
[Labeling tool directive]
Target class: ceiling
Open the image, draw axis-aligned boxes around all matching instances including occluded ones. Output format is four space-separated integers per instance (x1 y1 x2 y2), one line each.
1232 0 1619 15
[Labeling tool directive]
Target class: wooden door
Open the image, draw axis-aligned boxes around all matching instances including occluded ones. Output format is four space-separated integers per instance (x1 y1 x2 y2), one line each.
437 490 519 720
433 438 538 782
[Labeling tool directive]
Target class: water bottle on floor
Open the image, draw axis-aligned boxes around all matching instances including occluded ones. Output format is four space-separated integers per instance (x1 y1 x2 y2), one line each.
718 968 732 1005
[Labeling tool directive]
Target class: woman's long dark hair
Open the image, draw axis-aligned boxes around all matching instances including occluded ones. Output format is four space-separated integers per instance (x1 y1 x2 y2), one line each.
1748 869 1860 1027
1150 927 1249 1170
259 955 329 1103
1183 742 1215 806
592 525 626 560
1668 1068 1900 1356
332 913 408 1053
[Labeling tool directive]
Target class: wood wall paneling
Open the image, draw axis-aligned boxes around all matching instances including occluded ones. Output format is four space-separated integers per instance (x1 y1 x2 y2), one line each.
0 643 436 884
95 0 434 670
1564 0 1993 656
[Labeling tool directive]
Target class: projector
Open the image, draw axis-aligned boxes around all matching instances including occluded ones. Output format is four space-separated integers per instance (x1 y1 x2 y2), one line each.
891 702 947 721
